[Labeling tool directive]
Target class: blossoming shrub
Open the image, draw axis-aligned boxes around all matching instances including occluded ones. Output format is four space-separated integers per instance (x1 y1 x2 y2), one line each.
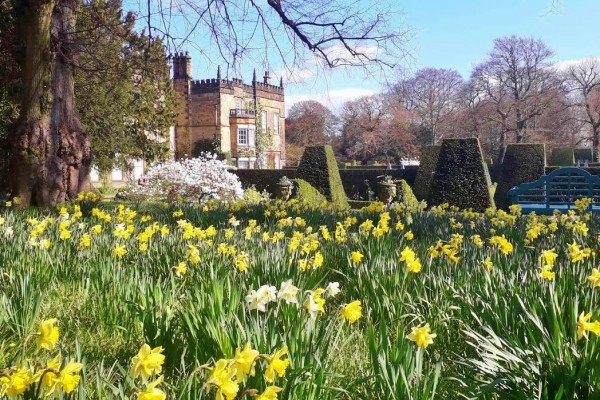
127 154 244 204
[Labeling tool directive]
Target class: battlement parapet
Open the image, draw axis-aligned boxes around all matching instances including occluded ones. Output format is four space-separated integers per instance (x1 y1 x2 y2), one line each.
189 77 284 94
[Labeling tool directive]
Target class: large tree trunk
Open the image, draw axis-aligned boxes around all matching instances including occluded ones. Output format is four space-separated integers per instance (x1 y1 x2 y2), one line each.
10 0 91 208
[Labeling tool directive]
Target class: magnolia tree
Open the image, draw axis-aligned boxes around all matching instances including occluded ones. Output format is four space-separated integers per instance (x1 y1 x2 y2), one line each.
134 154 243 204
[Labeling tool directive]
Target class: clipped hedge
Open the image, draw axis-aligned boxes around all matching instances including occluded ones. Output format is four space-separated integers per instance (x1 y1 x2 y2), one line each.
292 179 328 207
549 147 574 166
413 146 441 201
546 166 600 176
232 167 418 201
232 169 298 194
297 146 349 207
494 143 546 209
429 138 494 211
574 148 594 163
339 168 417 200
395 179 419 211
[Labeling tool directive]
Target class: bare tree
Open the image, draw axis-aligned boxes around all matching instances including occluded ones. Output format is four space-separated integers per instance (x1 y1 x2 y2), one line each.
286 100 339 146
340 94 416 162
564 58 600 159
7 0 409 206
391 68 463 145
471 35 557 162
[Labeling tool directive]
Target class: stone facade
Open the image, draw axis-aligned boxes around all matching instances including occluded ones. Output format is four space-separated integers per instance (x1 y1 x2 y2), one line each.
172 52 286 168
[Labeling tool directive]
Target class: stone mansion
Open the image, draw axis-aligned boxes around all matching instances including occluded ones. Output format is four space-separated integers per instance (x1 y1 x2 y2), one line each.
90 52 286 186
171 52 286 169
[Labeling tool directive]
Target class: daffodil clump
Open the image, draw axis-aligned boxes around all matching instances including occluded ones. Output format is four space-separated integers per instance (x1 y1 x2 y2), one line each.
202 344 289 400
0 319 82 399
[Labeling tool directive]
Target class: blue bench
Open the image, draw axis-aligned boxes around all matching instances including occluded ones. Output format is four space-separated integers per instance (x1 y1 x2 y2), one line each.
507 167 600 214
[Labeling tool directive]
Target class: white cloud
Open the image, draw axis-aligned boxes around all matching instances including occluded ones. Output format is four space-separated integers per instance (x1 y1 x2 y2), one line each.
554 57 600 71
286 88 376 113
275 66 316 84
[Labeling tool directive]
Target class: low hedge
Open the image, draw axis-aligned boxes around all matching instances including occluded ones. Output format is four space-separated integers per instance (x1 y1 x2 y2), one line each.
297 146 349 207
232 169 298 195
292 179 328 208
429 138 494 211
546 166 600 177
339 168 417 200
574 148 594 163
549 147 574 166
495 143 546 209
413 146 441 201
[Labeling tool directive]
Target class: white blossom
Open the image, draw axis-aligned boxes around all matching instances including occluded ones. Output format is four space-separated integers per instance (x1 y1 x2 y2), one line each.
121 153 243 204
325 282 341 297
277 280 299 304
246 284 277 312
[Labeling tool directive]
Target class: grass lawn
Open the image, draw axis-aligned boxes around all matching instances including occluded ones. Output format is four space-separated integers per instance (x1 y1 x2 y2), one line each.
0 197 599 399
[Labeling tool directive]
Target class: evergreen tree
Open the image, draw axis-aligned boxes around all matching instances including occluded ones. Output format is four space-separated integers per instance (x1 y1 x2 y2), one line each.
75 0 175 175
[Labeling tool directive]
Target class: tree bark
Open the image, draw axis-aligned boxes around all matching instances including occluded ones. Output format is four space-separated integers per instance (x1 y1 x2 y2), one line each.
10 0 91 207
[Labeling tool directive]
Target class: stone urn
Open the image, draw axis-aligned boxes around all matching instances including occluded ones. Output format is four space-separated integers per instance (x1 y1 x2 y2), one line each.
377 177 397 203
275 176 294 200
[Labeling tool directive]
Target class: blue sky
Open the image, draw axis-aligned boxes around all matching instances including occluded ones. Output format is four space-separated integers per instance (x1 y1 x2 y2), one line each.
126 0 600 112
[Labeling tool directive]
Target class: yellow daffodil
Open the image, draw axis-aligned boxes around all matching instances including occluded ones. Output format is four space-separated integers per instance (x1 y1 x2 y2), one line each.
174 262 187 277
482 257 493 271
577 312 600 340
406 323 437 349
539 249 558 267
130 344 166 378
56 361 83 394
0 368 32 397
405 258 422 273
264 346 290 383
588 268 600 288
78 233 91 248
350 251 364 263
256 386 282 400
231 343 259 381
206 359 239 400
341 300 362 324
113 244 127 259
399 247 416 262
138 376 167 400
39 355 61 391
539 265 555 281
36 318 59 351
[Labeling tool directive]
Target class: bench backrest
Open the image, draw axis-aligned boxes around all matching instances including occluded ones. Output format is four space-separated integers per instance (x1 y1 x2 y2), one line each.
508 167 600 210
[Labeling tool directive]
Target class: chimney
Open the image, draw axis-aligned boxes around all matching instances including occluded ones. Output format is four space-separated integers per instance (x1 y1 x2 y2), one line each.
263 71 271 85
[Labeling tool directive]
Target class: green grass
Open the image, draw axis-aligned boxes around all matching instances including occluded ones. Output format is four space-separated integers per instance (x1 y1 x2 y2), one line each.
0 199 599 399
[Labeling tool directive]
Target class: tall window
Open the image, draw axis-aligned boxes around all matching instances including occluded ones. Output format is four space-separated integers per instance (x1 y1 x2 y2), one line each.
273 113 280 135
261 111 268 132
238 127 248 145
238 126 256 146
